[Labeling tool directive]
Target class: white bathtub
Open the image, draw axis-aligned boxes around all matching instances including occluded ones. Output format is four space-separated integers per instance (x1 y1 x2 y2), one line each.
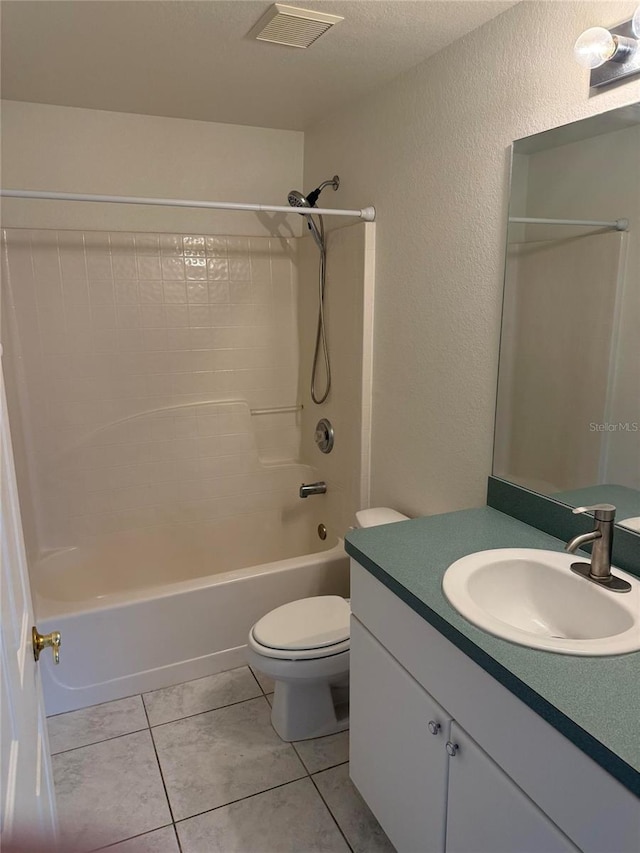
33 521 349 715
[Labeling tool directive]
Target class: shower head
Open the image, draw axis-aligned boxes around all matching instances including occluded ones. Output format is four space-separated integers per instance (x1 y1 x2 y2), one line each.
287 175 340 210
287 189 311 209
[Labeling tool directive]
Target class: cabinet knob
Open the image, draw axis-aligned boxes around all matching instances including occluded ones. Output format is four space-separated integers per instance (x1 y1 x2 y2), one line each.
445 741 459 757
428 720 441 735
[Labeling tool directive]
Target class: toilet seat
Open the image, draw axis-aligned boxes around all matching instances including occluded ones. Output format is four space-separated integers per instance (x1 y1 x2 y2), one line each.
249 631 350 661
249 596 350 661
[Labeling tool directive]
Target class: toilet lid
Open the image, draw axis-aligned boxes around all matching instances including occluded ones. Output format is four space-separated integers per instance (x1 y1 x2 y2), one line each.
252 596 350 651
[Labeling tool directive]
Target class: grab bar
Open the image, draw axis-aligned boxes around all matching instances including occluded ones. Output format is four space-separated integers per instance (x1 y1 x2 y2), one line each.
250 405 302 415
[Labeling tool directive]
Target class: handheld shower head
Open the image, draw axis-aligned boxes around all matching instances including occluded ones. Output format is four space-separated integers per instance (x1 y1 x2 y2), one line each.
288 180 338 406
287 176 339 210
287 190 311 209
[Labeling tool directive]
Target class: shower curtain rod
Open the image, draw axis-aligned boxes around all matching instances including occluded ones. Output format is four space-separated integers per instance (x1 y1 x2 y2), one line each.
0 189 376 221
509 216 629 231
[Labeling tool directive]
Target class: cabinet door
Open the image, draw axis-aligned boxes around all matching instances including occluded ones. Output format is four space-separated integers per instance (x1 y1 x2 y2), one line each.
350 616 450 853
445 723 578 853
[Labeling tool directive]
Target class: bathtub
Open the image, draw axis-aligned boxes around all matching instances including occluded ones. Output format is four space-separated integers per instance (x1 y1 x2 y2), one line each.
33 520 349 715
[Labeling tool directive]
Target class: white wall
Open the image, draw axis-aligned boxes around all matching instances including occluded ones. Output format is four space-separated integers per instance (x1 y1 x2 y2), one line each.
303 1 640 518
0 101 304 237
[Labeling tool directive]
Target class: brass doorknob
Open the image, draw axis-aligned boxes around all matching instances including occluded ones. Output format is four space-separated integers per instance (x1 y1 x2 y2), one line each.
32 627 61 664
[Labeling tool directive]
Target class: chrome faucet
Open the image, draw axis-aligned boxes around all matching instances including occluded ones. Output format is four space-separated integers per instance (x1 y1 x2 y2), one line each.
564 504 631 593
299 481 327 499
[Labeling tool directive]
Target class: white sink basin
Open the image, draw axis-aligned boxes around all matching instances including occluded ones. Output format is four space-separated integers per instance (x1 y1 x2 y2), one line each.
442 549 640 656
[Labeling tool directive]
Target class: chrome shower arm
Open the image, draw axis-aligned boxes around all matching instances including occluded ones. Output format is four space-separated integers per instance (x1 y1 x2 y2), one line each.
315 177 340 194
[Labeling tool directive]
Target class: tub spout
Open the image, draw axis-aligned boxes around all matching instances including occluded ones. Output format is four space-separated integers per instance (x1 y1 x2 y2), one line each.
299 482 327 499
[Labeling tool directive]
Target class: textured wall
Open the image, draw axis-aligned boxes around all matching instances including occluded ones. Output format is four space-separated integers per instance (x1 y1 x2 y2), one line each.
303 1 640 518
0 101 304 237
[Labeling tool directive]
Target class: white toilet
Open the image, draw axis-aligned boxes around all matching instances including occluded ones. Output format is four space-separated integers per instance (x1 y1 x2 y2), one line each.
247 507 409 741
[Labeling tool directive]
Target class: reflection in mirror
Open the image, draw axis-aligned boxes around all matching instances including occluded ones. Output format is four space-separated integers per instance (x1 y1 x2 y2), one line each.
494 104 640 533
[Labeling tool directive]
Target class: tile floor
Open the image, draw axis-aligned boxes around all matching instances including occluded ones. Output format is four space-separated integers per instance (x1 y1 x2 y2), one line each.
49 666 395 853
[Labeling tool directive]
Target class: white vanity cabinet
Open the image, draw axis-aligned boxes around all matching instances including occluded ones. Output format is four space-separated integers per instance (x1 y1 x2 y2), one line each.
351 616 578 853
349 560 639 853
445 722 577 853
350 616 451 852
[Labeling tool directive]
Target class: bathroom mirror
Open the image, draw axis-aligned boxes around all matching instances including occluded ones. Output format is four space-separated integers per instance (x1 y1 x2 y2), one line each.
493 104 640 533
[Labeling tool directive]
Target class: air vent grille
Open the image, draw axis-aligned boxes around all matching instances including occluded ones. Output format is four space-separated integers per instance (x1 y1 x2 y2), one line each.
249 4 344 49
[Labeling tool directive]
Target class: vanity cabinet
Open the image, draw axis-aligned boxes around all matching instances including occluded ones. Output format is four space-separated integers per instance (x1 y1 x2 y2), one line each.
351 616 577 853
445 722 577 853
350 616 450 851
349 560 639 853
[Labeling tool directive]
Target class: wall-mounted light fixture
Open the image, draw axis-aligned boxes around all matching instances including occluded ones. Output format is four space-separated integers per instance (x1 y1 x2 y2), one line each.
574 5 640 88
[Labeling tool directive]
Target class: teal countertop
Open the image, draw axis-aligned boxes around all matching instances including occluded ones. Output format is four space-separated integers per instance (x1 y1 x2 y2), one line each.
345 507 640 797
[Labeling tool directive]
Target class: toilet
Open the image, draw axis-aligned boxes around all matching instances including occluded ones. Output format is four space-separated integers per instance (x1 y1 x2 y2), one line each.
247 507 409 741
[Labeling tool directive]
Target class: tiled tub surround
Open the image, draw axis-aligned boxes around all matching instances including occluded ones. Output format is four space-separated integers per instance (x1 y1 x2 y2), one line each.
47 665 393 853
1 227 367 714
1 229 302 557
34 488 334 604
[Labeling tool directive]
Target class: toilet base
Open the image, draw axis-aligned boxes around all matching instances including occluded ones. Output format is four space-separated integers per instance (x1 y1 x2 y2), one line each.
271 679 349 742
246 646 350 742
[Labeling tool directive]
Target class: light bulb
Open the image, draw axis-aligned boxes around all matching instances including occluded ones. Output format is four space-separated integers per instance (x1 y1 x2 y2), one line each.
632 5 640 38
574 26 617 68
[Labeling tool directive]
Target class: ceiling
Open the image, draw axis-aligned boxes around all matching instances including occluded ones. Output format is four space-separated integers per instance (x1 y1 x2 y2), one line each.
1 1 517 131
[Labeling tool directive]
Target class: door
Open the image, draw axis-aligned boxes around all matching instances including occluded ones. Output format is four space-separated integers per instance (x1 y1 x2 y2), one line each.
350 616 451 853
1 359 58 845
445 722 578 853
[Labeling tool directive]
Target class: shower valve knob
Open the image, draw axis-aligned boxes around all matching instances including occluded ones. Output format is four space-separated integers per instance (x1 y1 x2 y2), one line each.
314 418 334 454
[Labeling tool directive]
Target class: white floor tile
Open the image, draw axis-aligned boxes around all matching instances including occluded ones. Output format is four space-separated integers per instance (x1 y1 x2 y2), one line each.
177 778 350 853
314 763 395 853
143 666 261 726
249 665 275 694
49 675 385 853
152 696 305 821
48 696 148 754
53 730 171 851
100 825 179 853
294 730 350 774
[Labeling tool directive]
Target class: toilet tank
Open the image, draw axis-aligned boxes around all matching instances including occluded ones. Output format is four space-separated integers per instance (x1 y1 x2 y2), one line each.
355 507 409 528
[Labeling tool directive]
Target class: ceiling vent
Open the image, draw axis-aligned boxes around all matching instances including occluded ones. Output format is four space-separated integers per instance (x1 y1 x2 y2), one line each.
249 4 344 49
